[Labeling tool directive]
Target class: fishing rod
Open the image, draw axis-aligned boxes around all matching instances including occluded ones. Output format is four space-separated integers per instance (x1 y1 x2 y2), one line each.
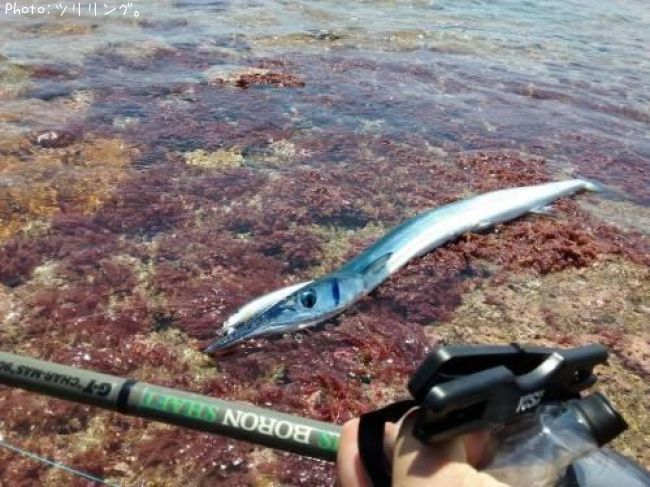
0 351 341 463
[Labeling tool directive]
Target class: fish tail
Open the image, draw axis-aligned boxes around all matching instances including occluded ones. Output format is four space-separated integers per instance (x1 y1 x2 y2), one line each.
580 179 605 192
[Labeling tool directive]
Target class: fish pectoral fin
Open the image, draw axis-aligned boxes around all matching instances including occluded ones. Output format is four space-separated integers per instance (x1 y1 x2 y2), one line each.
530 204 555 216
359 252 393 276
476 220 494 231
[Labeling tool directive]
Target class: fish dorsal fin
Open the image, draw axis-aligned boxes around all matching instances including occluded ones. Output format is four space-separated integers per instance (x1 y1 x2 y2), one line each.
359 252 393 276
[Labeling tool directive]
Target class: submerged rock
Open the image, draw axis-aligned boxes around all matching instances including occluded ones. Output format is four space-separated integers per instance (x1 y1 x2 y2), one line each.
184 147 244 169
206 65 305 89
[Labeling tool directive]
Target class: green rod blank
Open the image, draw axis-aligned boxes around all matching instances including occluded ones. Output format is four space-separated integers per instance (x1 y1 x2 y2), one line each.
0 351 341 461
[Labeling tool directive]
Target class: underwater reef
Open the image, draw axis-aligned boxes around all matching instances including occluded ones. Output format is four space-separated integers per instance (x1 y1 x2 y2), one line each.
0 26 649 486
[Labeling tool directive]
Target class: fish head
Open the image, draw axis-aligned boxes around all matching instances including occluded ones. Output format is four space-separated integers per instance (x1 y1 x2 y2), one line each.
205 273 365 352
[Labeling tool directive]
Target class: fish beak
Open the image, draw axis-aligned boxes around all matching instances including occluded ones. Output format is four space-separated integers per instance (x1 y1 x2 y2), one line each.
204 301 297 353
204 319 264 352
204 331 245 353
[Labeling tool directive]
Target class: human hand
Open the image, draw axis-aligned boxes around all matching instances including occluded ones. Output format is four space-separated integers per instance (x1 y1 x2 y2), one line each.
337 410 508 487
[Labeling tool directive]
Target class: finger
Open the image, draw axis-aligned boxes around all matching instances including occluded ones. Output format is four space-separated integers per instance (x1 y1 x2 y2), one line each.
336 419 371 487
463 429 494 468
383 421 398 461
392 412 506 487
392 411 459 481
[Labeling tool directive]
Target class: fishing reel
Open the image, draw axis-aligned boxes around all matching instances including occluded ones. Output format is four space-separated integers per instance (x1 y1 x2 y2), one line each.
358 343 628 486
408 343 620 443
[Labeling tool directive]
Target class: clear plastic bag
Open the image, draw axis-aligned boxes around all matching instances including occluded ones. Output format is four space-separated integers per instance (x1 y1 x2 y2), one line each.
482 395 650 487
484 402 598 487
560 448 650 487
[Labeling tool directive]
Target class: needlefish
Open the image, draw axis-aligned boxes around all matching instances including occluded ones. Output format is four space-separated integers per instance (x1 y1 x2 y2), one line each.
205 179 601 352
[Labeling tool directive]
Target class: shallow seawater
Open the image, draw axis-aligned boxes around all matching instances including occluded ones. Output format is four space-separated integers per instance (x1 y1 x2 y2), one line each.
0 1 649 486
1 0 649 206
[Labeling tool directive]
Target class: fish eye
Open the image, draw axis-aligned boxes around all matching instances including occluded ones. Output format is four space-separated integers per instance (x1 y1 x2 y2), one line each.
299 289 317 308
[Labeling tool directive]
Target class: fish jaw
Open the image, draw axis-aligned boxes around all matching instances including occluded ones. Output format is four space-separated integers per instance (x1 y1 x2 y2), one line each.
204 311 325 352
205 314 291 352
222 280 313 331
205 274 365 352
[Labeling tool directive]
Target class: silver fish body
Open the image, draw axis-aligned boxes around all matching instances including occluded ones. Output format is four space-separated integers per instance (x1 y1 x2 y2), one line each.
205 179 599 352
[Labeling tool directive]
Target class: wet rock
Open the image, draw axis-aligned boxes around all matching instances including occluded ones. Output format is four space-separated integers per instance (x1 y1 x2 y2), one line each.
1 37 649 485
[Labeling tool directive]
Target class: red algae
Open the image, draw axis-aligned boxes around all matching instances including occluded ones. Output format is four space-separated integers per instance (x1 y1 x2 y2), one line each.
133 428 259 485
28 63 81 80
375 248 475 324
234 71 305 89
2 137 648 486
259 454 335 487
3 143 648 485
458 219 602 274
256 227 325 271
456 151 551 189
0 390 91 435
0 451 48 486
0 239 51 287
0 136 133 242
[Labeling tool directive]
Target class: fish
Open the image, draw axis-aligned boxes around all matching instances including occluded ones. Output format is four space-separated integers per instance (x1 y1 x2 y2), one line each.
205 179 601 352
